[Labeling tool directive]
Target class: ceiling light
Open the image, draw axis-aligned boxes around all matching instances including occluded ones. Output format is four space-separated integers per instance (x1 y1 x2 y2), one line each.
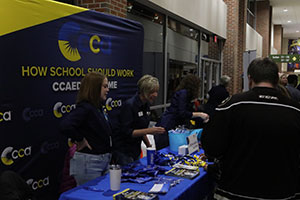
297 31 300 33
283 8 288 12
287 20 292 23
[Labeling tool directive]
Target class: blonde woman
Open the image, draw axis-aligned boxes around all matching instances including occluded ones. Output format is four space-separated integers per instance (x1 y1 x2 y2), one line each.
113 75 165 165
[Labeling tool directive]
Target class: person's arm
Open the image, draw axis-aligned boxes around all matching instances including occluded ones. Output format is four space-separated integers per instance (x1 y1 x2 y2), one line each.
142 135 151 148
60 105 87 142
192 112 209 123
132 126 165 137
60 104 92 150
120 100 166 138
119 102 136 138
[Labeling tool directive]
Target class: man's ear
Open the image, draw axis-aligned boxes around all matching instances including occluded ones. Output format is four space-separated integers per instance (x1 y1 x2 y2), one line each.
248 75 253 89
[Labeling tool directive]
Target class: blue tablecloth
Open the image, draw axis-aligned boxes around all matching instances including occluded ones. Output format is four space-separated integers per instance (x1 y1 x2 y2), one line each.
59 148 214 200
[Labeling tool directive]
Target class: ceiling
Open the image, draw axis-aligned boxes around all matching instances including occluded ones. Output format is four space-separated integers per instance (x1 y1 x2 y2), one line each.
270 0 300 39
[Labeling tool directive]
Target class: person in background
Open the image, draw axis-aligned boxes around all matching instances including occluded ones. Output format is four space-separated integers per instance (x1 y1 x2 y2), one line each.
286 74 300 102
279 73 288 86
60 72 112 185
204 75 231 116
113 75 165 166
155 74 209 150
201 57 300 200
0 170 36 200
277 73 291 98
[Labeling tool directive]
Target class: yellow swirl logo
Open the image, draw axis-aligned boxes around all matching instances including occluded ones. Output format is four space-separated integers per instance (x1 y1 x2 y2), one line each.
53 102 76 118
1 146 32 165
58 40 81 62
58 22 81 62
58 22 111 62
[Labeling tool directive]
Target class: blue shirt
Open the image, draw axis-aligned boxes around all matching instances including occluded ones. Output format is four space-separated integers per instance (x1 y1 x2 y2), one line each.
114 93 151 159
157 89 193 131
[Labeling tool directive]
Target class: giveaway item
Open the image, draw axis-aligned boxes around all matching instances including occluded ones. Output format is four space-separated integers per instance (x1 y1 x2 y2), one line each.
110 165 122 191
148 182 170 194
165 168 200 179
147 147 156 166
113 188 159 200
172 163 199 171
178 145 188 156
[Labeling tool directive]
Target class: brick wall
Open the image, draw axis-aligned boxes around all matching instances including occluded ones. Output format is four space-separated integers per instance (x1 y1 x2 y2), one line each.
75 0 127 18
256 1 272 57
222 0 246 94
274 25 283 54
208 37 221 60
274 25 283 70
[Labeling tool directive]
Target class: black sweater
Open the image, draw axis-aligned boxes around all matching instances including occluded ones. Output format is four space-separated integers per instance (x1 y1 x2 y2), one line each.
202 87 300 200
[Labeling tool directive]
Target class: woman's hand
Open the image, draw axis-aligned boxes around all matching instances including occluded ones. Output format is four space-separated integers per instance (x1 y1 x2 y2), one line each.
193 112 209 123
76 138 92 151
149 127 166 135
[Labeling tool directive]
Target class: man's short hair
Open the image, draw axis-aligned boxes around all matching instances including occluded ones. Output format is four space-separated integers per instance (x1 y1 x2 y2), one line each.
287 74 298 86
247 57 279 86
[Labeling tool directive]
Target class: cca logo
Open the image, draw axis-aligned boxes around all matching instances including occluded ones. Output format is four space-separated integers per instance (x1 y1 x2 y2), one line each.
0 111 11 122
105 98 122 111
1 146 32 166
53 102 76 118
27 177 49 190
40 141 60 154
22 108 44 121
58 22 112 62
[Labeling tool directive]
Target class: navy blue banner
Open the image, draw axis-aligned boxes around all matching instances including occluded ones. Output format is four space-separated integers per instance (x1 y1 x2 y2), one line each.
0 4 143 199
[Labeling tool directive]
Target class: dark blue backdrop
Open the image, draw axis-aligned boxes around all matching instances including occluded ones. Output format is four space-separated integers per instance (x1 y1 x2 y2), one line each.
0 3 143 199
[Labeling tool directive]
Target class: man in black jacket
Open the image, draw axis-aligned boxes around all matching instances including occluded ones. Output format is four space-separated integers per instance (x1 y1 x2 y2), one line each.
204 75 231 116
201 57 300 200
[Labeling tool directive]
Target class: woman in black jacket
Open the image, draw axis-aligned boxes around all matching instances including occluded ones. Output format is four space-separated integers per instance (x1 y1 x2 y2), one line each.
60 71 112 185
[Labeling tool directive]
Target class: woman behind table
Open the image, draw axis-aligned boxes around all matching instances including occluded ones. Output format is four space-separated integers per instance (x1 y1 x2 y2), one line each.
60 72 112 185
113 75 165 166
155 74 209 150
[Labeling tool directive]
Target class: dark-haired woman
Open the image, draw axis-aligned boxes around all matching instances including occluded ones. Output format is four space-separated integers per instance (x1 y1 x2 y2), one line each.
155 74 209 149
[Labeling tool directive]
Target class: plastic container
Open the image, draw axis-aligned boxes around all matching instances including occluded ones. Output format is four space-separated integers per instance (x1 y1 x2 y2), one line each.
168 129 190 152
190 128 203 141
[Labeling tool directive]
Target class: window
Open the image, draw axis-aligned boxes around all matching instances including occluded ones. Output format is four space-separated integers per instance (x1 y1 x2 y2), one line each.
247 0 256 28
127 1 165 120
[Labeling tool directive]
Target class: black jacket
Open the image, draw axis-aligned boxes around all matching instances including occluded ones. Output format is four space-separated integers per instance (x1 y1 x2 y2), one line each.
202 87 300 200
60 101 112 155
113 94 150 159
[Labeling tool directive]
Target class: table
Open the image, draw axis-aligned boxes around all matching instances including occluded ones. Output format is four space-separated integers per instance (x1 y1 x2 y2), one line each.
59 148 214 200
